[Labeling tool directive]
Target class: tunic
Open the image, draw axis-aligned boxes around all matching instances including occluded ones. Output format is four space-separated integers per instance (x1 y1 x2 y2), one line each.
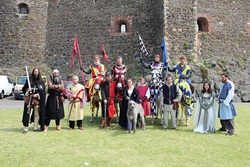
218 80 237 120
66 83 85 121
45 78 65 120
101 81 116 118
137 84 150 116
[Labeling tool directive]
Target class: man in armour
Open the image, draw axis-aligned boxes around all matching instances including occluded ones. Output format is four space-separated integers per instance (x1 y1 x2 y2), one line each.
81 55 106 102
22 68 46 134
168 55 195 102
140 54 166 116
44 69 65 132
111 56 127 88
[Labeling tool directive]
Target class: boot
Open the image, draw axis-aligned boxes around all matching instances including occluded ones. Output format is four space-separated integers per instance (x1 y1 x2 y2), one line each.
100 117 106 128
44 126 49 132
56 125 61 131
107 117 113 128
23 126 29 134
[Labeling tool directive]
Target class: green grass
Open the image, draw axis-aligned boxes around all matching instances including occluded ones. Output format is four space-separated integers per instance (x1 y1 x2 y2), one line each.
0 103 250 167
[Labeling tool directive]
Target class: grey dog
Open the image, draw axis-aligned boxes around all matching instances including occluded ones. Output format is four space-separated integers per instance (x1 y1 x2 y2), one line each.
127 100 146 133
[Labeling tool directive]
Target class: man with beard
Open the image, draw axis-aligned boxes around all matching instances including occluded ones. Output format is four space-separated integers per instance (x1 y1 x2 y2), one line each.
44 69 65 132
100 72 116 128
22 68 46 134
218 72 237 136
81 55 106 102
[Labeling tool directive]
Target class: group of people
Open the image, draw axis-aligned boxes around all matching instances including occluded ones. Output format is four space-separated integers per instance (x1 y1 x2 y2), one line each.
21 54 237 136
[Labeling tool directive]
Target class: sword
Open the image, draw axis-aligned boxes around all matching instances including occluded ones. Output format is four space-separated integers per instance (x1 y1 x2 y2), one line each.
104 103 107 128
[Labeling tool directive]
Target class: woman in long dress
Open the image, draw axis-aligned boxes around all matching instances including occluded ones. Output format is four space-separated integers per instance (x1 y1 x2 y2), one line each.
119 78 140 129
193 82 216 133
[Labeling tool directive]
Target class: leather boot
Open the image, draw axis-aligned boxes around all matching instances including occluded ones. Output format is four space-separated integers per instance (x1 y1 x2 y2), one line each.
107 117 113 128
56 125 61 131
100 117 106 128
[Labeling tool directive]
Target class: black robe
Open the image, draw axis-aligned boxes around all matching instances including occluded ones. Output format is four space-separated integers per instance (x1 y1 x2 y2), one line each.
119 87 140 128
22 78 46 131
45 79 65 120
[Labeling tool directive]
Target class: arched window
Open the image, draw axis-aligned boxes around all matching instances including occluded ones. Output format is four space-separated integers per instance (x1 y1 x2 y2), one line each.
120 23 127 33
197 17 209 32
18 3 29 14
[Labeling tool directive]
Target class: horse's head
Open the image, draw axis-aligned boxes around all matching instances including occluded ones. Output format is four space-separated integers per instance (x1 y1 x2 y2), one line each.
115 72 126 90
93 75 104 92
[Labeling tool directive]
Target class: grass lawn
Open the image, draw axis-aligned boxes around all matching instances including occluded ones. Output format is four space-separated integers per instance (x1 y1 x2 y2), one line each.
0 103 249 167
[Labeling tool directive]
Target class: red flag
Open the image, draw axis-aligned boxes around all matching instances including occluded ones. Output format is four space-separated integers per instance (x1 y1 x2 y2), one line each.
71 36 78 72
101 43 108 61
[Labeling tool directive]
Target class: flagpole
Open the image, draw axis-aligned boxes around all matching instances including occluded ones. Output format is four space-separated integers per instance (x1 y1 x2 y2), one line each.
140 52 145 78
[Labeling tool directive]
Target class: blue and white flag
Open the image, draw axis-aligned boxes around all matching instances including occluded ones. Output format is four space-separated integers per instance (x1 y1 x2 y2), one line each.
161 36 168 67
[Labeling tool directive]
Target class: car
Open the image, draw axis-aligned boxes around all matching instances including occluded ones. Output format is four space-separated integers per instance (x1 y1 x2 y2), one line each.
14 76 27 100
14 75 48 100
0 75 14 99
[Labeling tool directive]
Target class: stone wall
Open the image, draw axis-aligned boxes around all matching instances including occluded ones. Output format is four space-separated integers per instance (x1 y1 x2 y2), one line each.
46 0 164 79
0 0 50 77
197 0 250 101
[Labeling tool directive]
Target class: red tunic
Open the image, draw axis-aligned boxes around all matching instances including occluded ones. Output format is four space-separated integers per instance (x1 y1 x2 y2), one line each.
108 81 116 118
137 85 150 116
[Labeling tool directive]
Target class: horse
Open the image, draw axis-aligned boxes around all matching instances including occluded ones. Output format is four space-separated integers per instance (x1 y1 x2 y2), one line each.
113 70 127 123
174 79 193 126
89 75 104 123
149 68 164 125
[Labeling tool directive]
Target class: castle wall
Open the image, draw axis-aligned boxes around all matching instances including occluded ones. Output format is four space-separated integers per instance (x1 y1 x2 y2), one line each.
0 0 49 76
197 0 250 100
46 0 165 78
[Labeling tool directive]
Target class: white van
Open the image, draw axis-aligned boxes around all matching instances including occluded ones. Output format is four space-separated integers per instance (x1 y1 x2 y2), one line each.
0 75 14 99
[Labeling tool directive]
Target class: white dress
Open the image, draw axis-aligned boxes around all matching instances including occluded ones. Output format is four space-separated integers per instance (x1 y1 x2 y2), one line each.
193 92 216 133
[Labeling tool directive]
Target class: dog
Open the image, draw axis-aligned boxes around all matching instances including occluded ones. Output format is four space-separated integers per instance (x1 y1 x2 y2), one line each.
127 100 146 134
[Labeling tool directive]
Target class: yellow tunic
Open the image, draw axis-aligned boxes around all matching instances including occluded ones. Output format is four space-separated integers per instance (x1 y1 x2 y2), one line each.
67 83 85 121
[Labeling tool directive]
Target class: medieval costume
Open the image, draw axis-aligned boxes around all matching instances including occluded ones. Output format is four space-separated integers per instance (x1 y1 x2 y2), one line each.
161 81 182 129
193 91 216 133
22 71 46 134
137 83 150 117
119 86 140 129
140 57 166 116
65 81 85 130
82 62 106 102
101 79 116 128
218 80 237 136
111 63 127 88
45 71 65 131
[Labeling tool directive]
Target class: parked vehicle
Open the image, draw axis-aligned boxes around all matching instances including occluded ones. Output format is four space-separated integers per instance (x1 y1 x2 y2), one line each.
14 75 48 100
14 76 26 100
0 75 14 99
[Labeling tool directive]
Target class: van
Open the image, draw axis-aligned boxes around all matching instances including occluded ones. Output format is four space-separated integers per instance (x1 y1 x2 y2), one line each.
14 75 48 100
0 75 14 99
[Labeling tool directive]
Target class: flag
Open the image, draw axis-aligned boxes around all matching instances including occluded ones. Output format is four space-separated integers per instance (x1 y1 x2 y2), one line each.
71 35 78 72
138 34 148 56
161 36 168 66
101 43 108 61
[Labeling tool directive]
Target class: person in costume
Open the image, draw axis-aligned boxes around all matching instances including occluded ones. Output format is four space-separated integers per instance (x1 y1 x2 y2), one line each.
193 82 216 133
81 55 106 102
168 55 195 102
218 72 237 136
140 54 166 116
44 69 65 132
22 68 46 134
64 75 85 130
119 78 140 129
161 75 182 129
100 72 116 128
111 56 127 88
137 77 150 117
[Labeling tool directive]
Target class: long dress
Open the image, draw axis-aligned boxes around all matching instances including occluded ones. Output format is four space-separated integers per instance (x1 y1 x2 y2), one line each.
119 87 140 129
193 92 216 133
